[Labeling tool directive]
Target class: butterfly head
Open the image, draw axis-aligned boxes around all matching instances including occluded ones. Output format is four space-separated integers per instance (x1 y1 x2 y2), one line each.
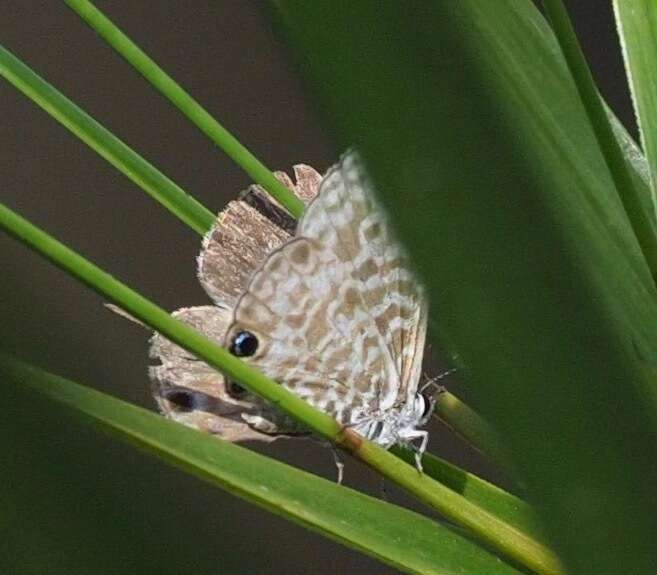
417 390 436 426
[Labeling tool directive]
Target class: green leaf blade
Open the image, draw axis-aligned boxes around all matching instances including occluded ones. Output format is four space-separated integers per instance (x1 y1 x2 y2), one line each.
0 43 214 235
64 0 304 218
432 390 511 469
614 1 657 204
393 447 543 542
543 0 657 281
274 1 657 574
1 355 523 575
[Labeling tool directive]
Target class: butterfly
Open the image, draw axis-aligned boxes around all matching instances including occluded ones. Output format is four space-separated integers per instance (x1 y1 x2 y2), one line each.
150 151 433 466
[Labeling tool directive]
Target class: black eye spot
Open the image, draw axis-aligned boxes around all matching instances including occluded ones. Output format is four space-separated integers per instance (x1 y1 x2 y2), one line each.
164 389 202 412
230 330 259 357
227 380 247 398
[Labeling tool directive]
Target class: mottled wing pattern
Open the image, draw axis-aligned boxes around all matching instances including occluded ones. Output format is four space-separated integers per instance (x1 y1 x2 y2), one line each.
300 152 428 407
226 151 427 427
198 199 291 307
149 306 279 442
150 165 322 440
198 166 321 308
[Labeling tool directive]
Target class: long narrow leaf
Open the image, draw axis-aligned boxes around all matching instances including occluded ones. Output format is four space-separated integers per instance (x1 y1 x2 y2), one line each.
0 43 214 235
542 0 657 280
0 355 523 575
274 2 657 575
392 447 542 541
613 1 657 200
433 391 511 469
64 0 304 218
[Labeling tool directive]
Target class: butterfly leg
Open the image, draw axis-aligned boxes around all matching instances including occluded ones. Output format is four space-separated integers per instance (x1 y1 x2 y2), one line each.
401 430 428 473
241 413 282 434
331 446 345 485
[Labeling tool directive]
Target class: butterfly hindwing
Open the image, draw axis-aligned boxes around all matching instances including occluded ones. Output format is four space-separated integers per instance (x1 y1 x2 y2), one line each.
300 152 428 407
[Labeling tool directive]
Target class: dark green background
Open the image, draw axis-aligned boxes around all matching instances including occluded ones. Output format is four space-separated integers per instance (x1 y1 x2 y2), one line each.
0 2 633 574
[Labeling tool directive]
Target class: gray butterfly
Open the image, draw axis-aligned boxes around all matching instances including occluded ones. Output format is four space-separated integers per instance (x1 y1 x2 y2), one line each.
150 152 432 464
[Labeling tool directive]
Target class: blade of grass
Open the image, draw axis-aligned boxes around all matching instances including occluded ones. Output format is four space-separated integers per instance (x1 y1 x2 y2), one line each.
64 0 304 218
0 200 563 575
542 0 657 283
273 2 657 574
392 447 543 541
0 43 214 235
0 355 526 575
613 1 657 200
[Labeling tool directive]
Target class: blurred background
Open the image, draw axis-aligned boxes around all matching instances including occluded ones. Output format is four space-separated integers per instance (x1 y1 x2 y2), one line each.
0 2 635 574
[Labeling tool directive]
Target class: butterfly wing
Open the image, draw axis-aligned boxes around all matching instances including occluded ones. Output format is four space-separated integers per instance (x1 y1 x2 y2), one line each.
149 305 303 440
299 151 428 407
225 151 427 426
197 165 322 308
146 166 323 441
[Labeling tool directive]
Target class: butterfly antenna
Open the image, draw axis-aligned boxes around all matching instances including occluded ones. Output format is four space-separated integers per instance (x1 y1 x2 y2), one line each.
420 367 459 394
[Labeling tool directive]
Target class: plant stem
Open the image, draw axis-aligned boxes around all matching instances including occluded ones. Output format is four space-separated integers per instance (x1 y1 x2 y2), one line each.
0 200 563 575
64 0 304 218
0 43 214 236
542 0 657 285
392 446 542 539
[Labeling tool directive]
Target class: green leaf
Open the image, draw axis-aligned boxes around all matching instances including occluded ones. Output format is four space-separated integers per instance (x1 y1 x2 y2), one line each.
614 1 657 199
542 0 657 279
63 0 304 218
433 390 512 469
0 355 523 575
393 447 543 541
0 43 214 235
274 2 657 574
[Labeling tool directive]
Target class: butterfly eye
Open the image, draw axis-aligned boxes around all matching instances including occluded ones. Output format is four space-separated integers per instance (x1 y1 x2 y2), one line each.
230 330 259 357
163 389 206 412
421 392 435 419
227 380 247 398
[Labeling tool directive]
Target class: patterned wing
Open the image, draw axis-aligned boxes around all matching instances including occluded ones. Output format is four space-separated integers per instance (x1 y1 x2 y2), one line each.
149 165 321 441
198 165 322 308
149 305 304 441
225 151 427 427
299 151 428 406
